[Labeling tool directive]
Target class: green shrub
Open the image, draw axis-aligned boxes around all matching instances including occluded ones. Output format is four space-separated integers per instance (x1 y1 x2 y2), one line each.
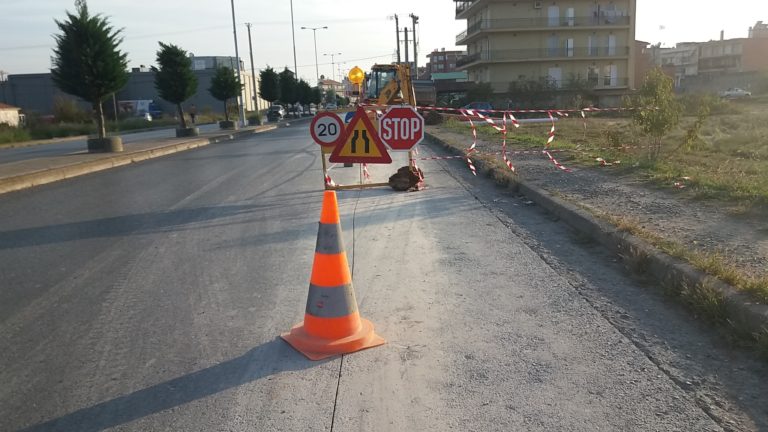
0 124 32 144
52 96 91 123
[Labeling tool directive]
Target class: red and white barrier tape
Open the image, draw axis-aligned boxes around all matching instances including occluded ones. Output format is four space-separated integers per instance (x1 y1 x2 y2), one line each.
501 113 515 172
362 163 371 181
363 103 639 115
544 151 571 173
324 173 336 187
546 111 556 148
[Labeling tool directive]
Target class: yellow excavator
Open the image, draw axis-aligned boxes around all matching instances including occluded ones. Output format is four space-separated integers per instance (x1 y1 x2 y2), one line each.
363 63 416 106
360 63 424 190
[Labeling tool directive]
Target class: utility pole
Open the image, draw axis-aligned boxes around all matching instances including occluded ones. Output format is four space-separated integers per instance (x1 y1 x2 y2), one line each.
323 52 341 83
289 0 298 76
245 23 258 112
229 0 246 126
394 14 401 63
409 14 419 77
404 27 410 69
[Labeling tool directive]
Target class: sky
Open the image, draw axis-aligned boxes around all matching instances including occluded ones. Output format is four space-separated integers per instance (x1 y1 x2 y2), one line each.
1 0 767 83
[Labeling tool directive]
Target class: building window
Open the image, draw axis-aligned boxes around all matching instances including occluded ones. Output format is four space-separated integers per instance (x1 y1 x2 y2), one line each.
436 64 445 70
548 35 560 57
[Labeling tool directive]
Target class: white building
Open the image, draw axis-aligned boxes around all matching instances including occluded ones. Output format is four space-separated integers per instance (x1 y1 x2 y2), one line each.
0 103 21 127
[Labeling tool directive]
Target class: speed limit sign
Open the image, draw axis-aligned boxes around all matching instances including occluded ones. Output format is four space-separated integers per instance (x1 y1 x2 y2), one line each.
310 112 345 148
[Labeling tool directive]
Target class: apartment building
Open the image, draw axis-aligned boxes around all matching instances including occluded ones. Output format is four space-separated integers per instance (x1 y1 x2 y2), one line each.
454 0 637 104
698 37 768 78
424 48 466 77
656 42 699 88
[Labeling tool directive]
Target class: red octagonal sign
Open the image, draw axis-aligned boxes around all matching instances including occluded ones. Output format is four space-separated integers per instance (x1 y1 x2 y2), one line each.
379 106 425 151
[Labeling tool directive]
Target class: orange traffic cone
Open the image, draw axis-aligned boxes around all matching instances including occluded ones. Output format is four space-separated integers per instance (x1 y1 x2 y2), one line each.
281 190 385 360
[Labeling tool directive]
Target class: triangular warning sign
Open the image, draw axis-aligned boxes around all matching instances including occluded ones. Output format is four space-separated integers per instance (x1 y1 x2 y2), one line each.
329 106 392 164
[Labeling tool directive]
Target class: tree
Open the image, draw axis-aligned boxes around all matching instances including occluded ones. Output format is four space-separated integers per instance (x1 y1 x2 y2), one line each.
324 89 336 104
278 68 298 105
296 79 312 106
259 66 280 104
628 67 682 159
208 67 242 122
152 42 197 129
51 0 128 145
310 87 323 105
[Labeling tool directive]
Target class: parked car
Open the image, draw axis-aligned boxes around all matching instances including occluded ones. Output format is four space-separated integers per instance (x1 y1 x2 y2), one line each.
266 105 286 121
302 104 317 116
719 88 752 99
286 104 302 118
324 103 338 111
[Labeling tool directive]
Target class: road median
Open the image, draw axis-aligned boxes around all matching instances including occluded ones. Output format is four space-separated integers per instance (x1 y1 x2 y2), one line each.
0 125 277 195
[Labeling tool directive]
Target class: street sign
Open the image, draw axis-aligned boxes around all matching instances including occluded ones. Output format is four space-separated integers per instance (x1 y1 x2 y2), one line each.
310 112 345 148
379 106 425 151
329 106 392 164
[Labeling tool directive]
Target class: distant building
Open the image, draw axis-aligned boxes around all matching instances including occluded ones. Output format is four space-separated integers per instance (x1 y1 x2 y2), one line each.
189 55 245 72
698 37 768 78
655 42 699 87
454 0 638 106
424 49 465 78
0 102 22 127
0 55 270 116
749 21 768 39
318 77 345 96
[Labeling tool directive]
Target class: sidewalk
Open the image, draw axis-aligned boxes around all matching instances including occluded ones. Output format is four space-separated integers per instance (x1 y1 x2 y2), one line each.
0 124 278 195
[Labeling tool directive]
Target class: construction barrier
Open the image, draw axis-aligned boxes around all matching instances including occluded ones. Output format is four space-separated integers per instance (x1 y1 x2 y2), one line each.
281 190 385 360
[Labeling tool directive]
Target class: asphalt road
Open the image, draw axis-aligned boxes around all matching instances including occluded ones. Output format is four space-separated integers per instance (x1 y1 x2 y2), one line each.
0 124 218 164
0 124 736 430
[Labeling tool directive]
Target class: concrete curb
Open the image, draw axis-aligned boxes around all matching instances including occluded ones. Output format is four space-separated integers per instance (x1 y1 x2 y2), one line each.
0 125 277 195
425 132 768 336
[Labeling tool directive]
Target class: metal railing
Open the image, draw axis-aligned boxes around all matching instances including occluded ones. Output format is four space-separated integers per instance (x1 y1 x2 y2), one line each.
490 77 630 91
456 30 468 44
457 46 630 66
456 15 630 42
456 52 481 67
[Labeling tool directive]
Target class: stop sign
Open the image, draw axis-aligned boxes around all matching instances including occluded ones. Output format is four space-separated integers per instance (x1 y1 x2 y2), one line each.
379 106 424 151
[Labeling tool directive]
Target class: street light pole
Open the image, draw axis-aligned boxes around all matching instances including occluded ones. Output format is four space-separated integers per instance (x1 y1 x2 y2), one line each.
290 0 298 75
323 52 342 83
229 0 246 126
245 23 258 112
301 26 328 85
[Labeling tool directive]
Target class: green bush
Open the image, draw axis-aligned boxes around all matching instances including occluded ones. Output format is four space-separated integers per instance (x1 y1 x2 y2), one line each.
52 96 91 123
28 123 93 139
0 124 32 144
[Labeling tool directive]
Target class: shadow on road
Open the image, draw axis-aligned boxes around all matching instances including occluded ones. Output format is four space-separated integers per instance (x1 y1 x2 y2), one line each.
20 338 323 432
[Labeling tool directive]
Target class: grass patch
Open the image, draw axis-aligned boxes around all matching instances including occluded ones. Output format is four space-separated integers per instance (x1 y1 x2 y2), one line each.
439 109 768 208
598 212 768 304
0 124 32 144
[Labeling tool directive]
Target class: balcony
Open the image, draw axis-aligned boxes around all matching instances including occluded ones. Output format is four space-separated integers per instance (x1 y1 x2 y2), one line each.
455 0 477 18
456 15 631 45
456 46 630 68
492 77 630 91
456 52 481 68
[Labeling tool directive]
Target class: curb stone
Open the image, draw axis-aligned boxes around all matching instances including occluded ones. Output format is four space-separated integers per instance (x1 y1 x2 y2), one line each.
0 125 277 195
425 132 768 337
